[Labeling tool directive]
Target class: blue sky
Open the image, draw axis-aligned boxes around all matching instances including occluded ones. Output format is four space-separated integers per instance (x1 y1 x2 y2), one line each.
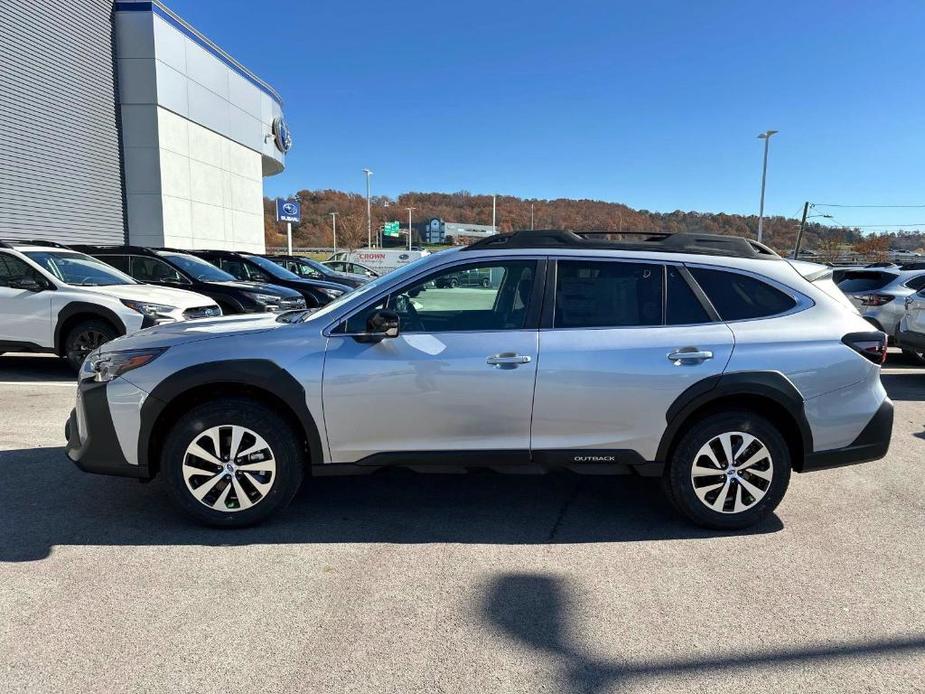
167 0 925 229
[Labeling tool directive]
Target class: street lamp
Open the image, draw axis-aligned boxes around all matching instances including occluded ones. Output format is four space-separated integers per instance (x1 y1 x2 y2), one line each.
329 212 337 255
756 130 779 243
362 168 373 248
406 206 416 251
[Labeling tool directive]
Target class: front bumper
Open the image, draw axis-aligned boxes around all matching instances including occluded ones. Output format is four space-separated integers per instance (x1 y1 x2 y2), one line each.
65 380 150 479
801 399 893 472
896 328 925 352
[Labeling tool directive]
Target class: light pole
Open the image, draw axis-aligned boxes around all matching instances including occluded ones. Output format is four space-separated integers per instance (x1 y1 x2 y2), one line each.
406 206 415 251
329 212 337 255
492 194 496 232
756 130 779 243
530 203 534 230
362 168 373 248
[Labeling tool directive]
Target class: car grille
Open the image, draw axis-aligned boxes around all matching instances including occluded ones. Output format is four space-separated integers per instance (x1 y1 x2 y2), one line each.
278 297 307 310
183 305 222 319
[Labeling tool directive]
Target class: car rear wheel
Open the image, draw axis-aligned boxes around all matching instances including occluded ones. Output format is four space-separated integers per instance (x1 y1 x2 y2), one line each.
64 319 116 371
448 278 459 288
162 399 304 527
664 411 791 530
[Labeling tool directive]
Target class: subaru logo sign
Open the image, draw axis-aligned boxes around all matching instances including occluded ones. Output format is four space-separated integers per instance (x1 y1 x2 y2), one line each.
276 198 301 224
272 116 292 153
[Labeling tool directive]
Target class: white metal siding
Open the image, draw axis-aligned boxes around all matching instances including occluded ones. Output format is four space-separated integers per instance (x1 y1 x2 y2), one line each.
0 0 125 243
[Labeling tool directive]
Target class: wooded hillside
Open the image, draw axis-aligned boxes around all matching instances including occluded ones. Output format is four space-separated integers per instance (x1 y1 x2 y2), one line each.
265 190 925 258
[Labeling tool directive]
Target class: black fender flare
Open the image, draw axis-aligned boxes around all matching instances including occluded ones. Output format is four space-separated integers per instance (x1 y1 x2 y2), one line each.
655 371 814 462
137 359 324 471
54 302 127 354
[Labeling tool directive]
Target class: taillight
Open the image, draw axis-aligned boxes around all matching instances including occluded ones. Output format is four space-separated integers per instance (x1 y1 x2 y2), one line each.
842 331 888 365
859 294 893 306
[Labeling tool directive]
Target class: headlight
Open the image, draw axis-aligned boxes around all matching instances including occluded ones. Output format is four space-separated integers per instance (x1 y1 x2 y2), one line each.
122 299 177 318
318 287 344 299
88 348 167 383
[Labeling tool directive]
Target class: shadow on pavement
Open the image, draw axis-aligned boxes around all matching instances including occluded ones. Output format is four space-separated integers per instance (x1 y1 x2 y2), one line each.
0 354 74 383
0 446 782 562
882 372 925 402
481 572 925 693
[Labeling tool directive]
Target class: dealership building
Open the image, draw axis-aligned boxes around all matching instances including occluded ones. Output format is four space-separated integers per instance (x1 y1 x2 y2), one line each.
0 0 288 253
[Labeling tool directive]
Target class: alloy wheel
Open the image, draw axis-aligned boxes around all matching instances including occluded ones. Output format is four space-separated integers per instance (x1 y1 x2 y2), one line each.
68 329 107 363
182 425 277 512
690 431 773 514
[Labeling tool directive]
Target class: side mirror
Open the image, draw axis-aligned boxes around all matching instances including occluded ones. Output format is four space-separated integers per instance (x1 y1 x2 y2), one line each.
357 309 400 343
10 277 46 292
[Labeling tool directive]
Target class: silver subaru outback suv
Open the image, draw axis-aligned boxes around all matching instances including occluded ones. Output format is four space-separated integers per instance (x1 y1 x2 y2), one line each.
65 231 893 530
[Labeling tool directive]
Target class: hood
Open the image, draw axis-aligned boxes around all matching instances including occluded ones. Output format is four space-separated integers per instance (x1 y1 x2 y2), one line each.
280 276 353 292
80 283 217 308
100 312 282 351
204 279 302 297
326 270 368 285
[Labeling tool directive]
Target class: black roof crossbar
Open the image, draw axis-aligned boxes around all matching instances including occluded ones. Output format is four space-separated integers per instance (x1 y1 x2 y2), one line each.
462 229 780 260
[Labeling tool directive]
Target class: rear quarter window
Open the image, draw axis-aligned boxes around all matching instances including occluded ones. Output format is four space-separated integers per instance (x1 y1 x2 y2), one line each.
689 267 797 321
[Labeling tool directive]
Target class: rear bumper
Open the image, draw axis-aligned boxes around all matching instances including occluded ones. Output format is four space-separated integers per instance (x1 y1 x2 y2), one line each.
896 328 925 352
801 399 893 472
65 381 150 479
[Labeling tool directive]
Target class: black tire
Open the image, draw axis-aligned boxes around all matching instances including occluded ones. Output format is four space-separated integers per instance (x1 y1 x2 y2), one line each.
901 348 925 364
480 278 491 288
162 398 304 527
64 319 117 371
448 278 459 288
664 410 791 530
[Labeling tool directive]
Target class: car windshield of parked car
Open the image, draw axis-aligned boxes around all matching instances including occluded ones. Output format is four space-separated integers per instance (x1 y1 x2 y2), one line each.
160 252 237 282
247 254 302 280
24 251 137 286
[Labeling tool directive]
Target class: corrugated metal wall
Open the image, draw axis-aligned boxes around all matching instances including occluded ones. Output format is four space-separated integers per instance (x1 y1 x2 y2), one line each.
0 0 126 243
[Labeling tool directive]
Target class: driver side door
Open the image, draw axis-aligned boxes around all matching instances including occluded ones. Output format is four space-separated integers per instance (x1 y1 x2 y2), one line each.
0 253 54 347
322 258 544 463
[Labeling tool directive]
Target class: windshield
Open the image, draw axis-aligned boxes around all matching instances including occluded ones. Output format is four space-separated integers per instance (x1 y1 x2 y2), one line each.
301 250 455 323
24 251 137 286
247 254 301 280
160 252 236 282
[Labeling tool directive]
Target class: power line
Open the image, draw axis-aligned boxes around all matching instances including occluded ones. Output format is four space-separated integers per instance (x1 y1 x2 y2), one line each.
813 203 925 208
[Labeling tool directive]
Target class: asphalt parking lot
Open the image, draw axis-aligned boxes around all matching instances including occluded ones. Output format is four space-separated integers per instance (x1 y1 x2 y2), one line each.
1 353 923 693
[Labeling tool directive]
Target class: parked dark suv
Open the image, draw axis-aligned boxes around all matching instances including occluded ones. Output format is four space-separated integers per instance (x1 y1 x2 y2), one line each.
73 246 307 315
265 254 369 289
187 250 351 308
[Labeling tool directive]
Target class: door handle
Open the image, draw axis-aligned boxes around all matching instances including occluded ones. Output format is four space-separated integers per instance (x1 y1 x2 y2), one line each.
667 349 714 363
486 353 532 367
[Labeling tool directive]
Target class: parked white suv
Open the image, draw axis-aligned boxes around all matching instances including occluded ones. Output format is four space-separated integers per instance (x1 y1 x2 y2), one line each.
0 239 221 369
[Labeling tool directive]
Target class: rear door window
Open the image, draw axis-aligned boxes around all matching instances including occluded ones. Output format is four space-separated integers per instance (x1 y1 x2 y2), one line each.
554 260 662 328
689 267 797 321
666 266 711 325
837 271 897 292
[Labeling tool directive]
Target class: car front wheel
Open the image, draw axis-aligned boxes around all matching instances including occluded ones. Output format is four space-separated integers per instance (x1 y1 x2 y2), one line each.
162 399 304 527
664 410 791 530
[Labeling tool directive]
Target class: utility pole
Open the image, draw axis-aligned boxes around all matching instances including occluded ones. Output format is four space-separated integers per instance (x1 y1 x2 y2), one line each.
492 194 496 232
756 130 779 243
329 212 337 255
530 203 534 230
406 206 415 251
793 202 810 259
362 168 373 248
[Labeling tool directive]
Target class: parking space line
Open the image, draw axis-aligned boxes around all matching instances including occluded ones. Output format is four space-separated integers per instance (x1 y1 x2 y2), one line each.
0 381 75 387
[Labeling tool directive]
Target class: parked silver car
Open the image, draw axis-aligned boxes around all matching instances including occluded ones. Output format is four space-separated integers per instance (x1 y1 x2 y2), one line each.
897 288 925 362
836 267 925 338
65 231 892 530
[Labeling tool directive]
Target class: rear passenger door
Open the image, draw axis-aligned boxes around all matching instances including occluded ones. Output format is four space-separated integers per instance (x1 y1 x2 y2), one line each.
530 259 734 462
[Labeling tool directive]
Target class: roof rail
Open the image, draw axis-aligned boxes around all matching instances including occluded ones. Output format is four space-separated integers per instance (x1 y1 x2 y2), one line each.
899 261 925 271
462 229 780 260
0 238 71 249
